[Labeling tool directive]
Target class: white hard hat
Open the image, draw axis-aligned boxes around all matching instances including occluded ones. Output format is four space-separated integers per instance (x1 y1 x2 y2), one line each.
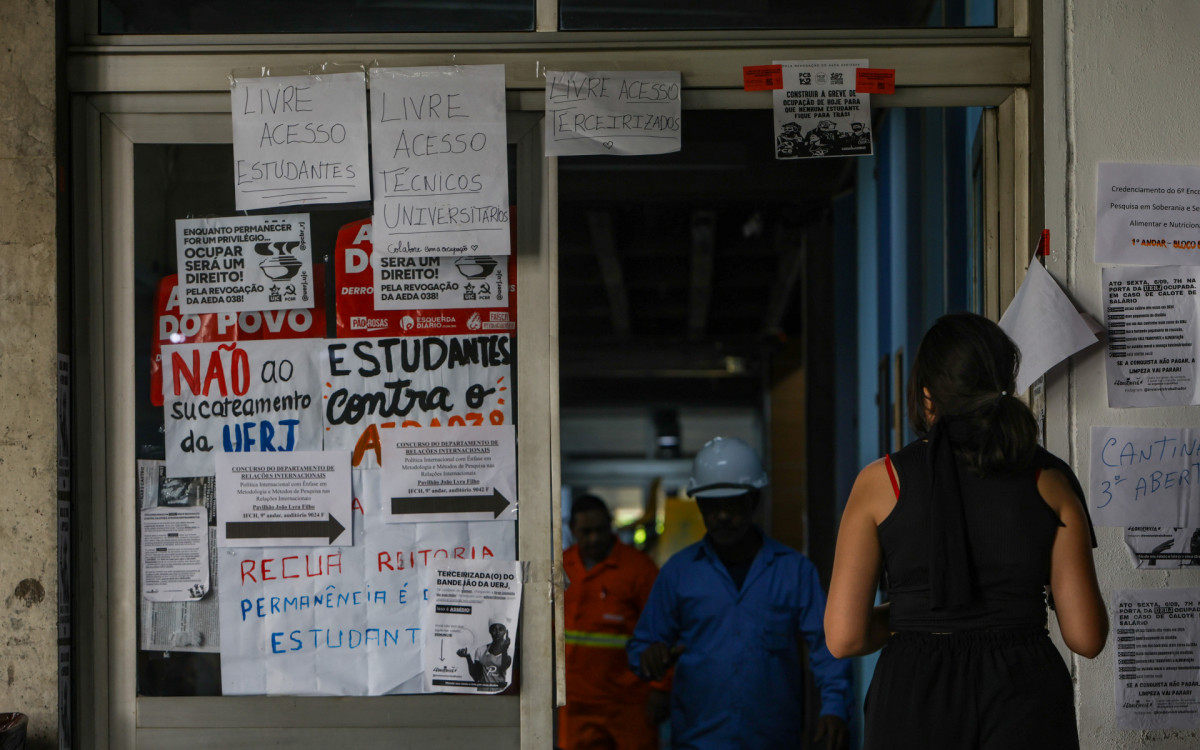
687 437 768 498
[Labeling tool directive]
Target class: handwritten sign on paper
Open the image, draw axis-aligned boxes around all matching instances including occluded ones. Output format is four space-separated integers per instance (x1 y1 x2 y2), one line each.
232 72 371 210
369 65 510 266
545 71 682 156
1091 426 1200 527
161 339 325 477
319 335 512 470
218 502 515 696
176 214 313 315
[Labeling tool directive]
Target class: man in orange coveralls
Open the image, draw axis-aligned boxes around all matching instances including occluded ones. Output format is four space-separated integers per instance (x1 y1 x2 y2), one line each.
560 494 668 750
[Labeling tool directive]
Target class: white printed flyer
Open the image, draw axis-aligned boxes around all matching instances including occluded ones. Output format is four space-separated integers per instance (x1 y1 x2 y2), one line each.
1103 265 1200 407
382 425 516 523
176 214 314 314
1114 587 1200 730
773 59 872 160
423 559 522 694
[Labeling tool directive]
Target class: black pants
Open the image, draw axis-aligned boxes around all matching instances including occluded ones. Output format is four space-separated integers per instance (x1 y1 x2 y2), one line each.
863 629 1078 750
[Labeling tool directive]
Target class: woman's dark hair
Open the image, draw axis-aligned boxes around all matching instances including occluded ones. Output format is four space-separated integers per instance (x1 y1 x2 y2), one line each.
568 493 612 527
906 312 1038 475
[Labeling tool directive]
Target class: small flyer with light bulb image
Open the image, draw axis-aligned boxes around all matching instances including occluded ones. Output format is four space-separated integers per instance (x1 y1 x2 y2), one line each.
423 559 522 694
176 214 314 315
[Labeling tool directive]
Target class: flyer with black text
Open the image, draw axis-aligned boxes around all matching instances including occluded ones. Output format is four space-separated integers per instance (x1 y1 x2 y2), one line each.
1115 587 1200 729
1103 265 1200 407
423 560 522 694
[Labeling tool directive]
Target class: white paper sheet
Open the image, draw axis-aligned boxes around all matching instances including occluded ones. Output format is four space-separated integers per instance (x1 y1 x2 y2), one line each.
773 60 872 160
382 425 516 523
232 72 371 210
1103 265 1200 407
998 261 1099 392
1090 426 1200 527
1124 526 1200 568
1096 162 1200 264
216 451 351 547
137 460 220 652
369 65 510 267
141 507 210 602
1114 587 1200 730
544 70 681 156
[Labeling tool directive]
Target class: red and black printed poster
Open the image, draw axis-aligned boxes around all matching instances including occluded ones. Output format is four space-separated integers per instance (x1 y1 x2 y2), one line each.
150 274 327 406
334 217 517 338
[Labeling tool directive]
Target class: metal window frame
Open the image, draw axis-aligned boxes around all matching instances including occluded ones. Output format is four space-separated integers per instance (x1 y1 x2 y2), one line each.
68 2 1031 747
72 0 1019 44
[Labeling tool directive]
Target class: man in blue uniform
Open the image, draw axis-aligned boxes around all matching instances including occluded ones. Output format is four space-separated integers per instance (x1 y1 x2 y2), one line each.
627 437 851 749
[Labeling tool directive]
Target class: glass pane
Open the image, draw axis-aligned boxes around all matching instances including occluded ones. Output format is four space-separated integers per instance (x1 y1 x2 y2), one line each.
560 0 996 31
100 0 534 34
133 142 520 696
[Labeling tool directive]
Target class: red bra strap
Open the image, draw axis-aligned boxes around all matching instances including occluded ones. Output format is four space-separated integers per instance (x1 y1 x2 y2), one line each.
884 454 900 498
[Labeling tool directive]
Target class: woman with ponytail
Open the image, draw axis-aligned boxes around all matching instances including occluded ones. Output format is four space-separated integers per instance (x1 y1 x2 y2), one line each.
825 312 1107 749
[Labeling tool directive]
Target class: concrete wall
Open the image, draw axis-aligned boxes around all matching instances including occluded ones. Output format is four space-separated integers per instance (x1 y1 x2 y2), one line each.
1042 1 1200 745
0 0 60 747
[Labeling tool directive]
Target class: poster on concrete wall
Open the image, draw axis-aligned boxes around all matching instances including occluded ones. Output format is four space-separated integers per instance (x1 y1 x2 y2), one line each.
176 214 314 315
423 559 522 694
1102 265 1200 407
161 339 325 478
231 71 371 210
318 335 512 470
1096 162 1200 264
544 70 681 156
1124 527 1200 568
1114 587 1200 729
368 65 510 265
1090 426 1200 527
773 59 872 160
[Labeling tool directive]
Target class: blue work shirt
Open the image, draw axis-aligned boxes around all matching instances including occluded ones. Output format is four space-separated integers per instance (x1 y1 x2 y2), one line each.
627 533 852 749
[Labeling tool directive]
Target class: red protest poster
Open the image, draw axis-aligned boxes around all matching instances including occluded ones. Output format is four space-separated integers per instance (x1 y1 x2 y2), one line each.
743 65 784 91
855 68 896 95
334 216 517 338
150 274 327 406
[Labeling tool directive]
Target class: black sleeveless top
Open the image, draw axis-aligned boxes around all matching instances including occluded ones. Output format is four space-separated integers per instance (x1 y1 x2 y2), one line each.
879 441 1080 632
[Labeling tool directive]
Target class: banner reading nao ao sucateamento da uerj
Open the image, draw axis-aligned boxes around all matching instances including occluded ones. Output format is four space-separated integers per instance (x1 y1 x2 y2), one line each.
161 339 325 477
